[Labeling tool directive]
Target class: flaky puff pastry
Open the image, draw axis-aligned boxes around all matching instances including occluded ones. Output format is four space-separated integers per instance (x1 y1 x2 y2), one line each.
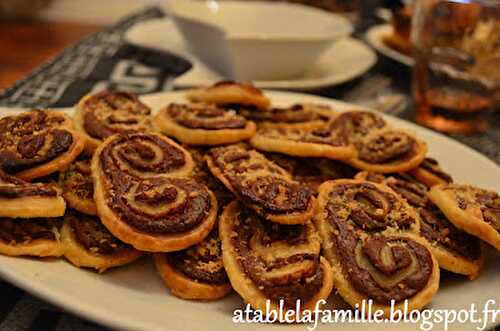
220 201 333 319
315 179 440 317
92 132 217 252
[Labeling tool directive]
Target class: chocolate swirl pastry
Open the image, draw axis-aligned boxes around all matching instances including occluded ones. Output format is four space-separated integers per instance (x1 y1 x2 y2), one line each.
250 125 356 160
220 201 333 313
60 156 96 216
315 179 439 315
75 91 155 152
186 81 271 110
240 103 332 129
206 145 315 224
154 226 232 300
0 109 85 181
92 132 217 252
328 111 387 143
0 169 66 218
357 172 483 279
348 129 427 173
61 209 142 273
266 153 357 193
188 147 234 207
0 217 64 257
154 103 256 145
429 184 500 251
409 158 453 187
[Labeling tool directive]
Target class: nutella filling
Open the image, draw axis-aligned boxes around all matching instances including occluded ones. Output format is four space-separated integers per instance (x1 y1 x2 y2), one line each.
232 208 323 307
66 210 130 255
357 131 417 165
324 184 432 303
81 91 152 140
99 133 187 177
109 176 211 234
166 103 247 130
209 146 313 215
0 218 61 244
364 174 481 260
167 228 228 284
240 104 329 124
61 157 94 201
329 111 387 143
419 158 453 183
0 110 74 173
0 170 58 198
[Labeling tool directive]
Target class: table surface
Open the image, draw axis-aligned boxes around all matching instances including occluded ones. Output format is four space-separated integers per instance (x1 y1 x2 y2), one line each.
0 19 102 90
0 9 498 331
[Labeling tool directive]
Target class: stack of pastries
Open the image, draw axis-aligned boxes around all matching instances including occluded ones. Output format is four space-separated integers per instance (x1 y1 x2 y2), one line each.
0 81 498 318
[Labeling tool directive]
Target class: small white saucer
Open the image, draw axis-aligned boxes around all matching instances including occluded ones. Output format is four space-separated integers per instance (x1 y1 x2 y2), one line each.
365 24 414 66
125 18 377 91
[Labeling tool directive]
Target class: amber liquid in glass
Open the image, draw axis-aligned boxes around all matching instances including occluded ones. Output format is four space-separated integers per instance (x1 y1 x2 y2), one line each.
412 49 494 134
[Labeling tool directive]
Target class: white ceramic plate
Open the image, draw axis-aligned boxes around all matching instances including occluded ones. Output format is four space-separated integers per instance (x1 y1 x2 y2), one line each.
365 24 414 66
125 19 376 91
0 90 499 331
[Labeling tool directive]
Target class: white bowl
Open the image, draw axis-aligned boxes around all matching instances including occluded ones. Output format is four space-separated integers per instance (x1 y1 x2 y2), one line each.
165 0 353 81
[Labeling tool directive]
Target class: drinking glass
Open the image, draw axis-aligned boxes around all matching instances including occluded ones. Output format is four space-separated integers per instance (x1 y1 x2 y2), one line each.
411 0 500 133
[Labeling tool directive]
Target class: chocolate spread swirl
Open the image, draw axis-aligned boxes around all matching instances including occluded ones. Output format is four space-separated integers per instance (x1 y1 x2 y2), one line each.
99 133 187 178
0 110 74 173
0 218 61 244
419 158 453 183
240 104 330 124
327 182 417 232
208 145 313 216
258 125 348 146
99 133 211 234
364 173 481 261
65 210 131 255
323 182 432 303
167 228 228 284
0 170 58 198
81 91 153 140
329 111 387 143
358 130 418 165
61 157 94 202
232 207 323 307
165 103 247 130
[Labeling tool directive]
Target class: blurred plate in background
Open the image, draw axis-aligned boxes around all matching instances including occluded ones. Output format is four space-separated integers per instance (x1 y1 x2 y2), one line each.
365 24 414 66
125 18 376 90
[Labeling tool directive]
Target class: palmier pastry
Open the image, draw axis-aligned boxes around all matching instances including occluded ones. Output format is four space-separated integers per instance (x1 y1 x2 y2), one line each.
154 226 232 300
429 184 500 251
59 156 96 215
0 110 85 181
220 201 333 315
250 125 356 160
75 91 156 152
186 81 271 110
348 129 427 173
188 147 234 206
328 111 388 143
239 104 332 129
206 145 315 224
0 170 65 218
266 153 357 193
408 158 453 187
154 103 256 145
61 209 142 273
357 172 483 279
0 217 64 257
92 132 217 252
315 179 439 316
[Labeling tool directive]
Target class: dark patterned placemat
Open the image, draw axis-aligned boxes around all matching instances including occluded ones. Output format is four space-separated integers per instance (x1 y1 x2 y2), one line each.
0 7 191 108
